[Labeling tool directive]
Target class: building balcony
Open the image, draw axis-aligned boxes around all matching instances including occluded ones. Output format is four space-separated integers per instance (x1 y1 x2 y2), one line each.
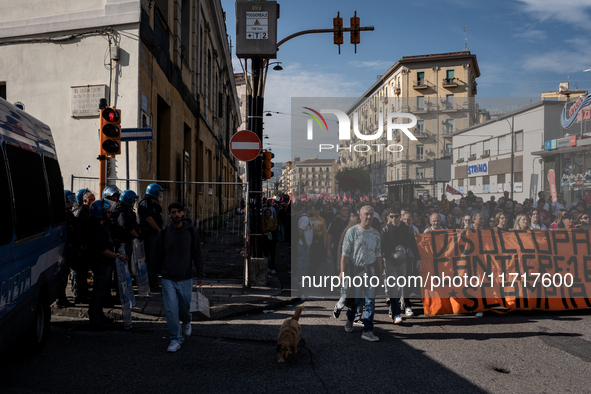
394 86 401 95
444 148 453 157
414 131 428 138
442 77 458 88
414 106 428 113
412 154 428 162
413 80 428 90
443 128 455 135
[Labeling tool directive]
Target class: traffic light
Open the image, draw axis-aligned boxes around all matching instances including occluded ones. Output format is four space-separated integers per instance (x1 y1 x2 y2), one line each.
100 106 121 156
333 12 343 53
262 149 274 180
350 11 360 52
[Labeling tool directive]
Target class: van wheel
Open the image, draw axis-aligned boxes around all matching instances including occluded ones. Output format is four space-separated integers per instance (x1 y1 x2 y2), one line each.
26 293 50 353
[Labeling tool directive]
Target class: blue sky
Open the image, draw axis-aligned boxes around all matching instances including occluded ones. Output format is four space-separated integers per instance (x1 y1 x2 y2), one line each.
222 0 591 162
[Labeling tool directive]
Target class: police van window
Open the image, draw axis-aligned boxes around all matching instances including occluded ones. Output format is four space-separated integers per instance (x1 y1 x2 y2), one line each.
43 156 66 226
0 145 14 245
5 144 50 239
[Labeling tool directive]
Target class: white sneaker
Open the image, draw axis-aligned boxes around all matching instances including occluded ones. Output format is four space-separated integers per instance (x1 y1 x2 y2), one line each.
475 312 484 317
345 320 353 332
167 341 181 353
182 322 192 336
361 331 380 342
394 315 403 324
404 308 414 317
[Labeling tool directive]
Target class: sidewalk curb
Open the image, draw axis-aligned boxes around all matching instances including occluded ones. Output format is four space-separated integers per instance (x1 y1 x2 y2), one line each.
51 291 300 323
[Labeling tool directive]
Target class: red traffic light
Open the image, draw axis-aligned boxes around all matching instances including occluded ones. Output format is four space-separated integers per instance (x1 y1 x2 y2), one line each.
100 106 121 156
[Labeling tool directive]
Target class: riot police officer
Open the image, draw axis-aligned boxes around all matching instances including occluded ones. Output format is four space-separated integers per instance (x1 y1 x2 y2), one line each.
55 190 78 308
102 185 123 306
115 190 140 260
138 183 164 291
86 199 128 328
71 188 95 304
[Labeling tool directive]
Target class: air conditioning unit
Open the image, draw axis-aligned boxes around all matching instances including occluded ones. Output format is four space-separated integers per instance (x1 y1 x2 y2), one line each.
442 120 447 124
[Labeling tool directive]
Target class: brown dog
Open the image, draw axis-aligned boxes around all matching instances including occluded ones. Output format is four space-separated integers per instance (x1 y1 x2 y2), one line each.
276 306 304 362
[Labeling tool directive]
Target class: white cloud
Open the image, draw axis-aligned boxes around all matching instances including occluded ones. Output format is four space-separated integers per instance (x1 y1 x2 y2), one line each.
520 38 591 73
253 63 363 161
517 0 591 30
347 60 393 70
513 29 547 41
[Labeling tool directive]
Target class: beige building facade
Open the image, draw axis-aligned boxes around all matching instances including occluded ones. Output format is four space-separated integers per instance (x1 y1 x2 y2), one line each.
0 0 241 225
339 51 480 203
290 159 337 195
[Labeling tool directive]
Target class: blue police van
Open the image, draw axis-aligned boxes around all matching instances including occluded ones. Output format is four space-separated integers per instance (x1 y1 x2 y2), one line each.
0 97 67 354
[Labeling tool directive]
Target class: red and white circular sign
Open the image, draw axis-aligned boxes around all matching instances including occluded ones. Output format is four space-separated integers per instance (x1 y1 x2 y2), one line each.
230 130 261 162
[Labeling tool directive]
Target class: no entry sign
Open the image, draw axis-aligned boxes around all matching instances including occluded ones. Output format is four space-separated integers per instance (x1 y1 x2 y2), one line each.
230 130 261 161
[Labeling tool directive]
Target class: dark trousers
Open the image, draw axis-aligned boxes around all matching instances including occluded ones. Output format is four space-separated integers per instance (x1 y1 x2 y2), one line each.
143 231 158 285
70 255 89 302
88 262 112 325
262 237 276 269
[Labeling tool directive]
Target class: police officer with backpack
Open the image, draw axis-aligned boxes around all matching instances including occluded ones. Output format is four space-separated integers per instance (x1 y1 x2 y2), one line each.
139 183 164 291
86 199 128 328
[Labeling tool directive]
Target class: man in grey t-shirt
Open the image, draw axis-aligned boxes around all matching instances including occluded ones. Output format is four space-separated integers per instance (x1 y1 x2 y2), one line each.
340 205 383 342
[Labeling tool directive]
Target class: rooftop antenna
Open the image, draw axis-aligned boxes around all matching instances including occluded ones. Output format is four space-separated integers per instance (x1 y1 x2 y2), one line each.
463 26 469 52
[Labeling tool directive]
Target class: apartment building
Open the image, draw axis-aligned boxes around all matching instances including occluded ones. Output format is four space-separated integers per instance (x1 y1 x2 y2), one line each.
339 51 480 203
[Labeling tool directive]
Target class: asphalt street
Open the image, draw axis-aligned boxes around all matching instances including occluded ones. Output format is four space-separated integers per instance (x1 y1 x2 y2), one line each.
2 298 591 394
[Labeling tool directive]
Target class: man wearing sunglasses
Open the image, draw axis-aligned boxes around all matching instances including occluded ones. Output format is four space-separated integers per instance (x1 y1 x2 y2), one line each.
380 208 422 324
577 214 591 230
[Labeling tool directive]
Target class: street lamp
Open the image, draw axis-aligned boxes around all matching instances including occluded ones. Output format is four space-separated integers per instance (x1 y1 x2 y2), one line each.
497 116 515 201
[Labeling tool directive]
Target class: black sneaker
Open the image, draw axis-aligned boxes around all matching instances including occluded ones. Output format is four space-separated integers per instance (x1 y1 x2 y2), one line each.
333 305 341 319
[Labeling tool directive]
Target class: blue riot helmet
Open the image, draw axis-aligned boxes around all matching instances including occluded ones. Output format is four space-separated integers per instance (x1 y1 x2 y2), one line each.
89 199 116 219
146 183 162 199
120 190 139 206
102 185 122 201
64 189 78 209
76 188 88 205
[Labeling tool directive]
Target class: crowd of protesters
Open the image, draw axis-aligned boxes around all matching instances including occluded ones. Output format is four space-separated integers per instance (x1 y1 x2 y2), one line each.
257 189 591 342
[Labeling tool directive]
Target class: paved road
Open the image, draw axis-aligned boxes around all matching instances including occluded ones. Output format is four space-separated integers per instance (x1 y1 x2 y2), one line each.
2 299 591 393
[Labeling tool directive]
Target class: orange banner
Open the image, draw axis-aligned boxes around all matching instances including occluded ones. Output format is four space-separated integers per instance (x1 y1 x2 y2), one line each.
416 229 591 316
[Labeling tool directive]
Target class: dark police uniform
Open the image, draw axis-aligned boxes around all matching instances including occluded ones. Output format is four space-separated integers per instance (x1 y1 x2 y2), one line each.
86 217 117 326
138 196 163 287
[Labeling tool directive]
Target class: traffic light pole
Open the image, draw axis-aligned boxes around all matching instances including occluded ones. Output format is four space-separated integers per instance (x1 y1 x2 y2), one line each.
247 58 264 259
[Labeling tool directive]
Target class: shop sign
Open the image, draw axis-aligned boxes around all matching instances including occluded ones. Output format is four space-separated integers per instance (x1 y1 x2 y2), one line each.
556 137 570 148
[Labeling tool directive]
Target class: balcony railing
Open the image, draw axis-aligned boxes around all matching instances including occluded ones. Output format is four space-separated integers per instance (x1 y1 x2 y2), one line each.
413 154 426 161
414 131 428 138
442 77 458 87
443 127 455 135
413 79 428 89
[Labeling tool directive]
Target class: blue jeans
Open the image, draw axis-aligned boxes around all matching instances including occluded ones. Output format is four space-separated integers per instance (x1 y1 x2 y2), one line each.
296 244 310 289
161 278 192 343
346 284 376 332
278 224 285 242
